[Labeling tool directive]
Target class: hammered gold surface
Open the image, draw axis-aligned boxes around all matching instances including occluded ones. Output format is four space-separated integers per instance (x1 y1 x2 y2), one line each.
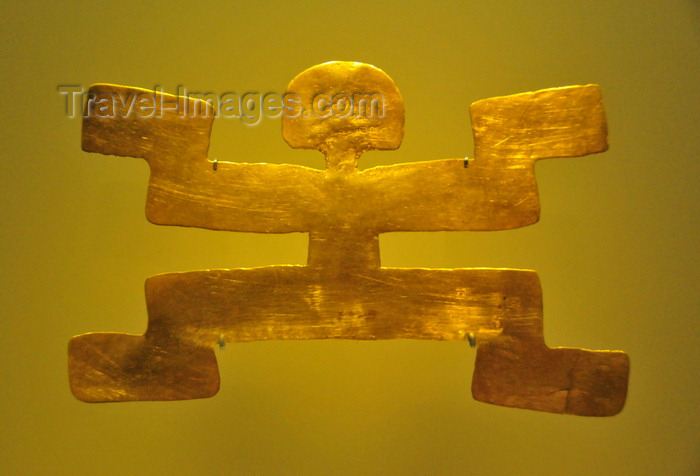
69 61 628 415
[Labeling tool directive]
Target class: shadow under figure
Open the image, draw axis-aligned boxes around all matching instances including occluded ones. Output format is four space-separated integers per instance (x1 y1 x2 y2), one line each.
69 61 629 416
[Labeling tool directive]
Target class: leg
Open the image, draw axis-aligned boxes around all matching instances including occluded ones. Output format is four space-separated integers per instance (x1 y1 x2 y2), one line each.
470 270 629 416
68 271 223 403
68 265 313 402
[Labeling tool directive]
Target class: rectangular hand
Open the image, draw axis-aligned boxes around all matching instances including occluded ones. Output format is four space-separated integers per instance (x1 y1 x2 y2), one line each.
471 84 608 160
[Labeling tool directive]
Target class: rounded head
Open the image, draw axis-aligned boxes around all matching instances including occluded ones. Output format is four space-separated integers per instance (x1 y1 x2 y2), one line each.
282 61 404 156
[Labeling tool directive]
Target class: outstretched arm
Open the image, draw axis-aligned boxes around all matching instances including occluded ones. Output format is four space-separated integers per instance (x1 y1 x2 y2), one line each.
361 84 608 232
82 84 323 232
360 157 539 232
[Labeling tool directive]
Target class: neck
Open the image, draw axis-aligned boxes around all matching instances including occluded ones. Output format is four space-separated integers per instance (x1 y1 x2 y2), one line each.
325 146 360 174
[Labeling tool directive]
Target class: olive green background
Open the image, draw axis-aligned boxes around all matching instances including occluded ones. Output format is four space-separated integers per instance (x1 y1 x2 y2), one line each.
1 1 698 475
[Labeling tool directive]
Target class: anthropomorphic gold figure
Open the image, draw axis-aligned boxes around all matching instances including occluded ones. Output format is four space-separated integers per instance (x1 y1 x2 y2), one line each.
69 62 628 416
